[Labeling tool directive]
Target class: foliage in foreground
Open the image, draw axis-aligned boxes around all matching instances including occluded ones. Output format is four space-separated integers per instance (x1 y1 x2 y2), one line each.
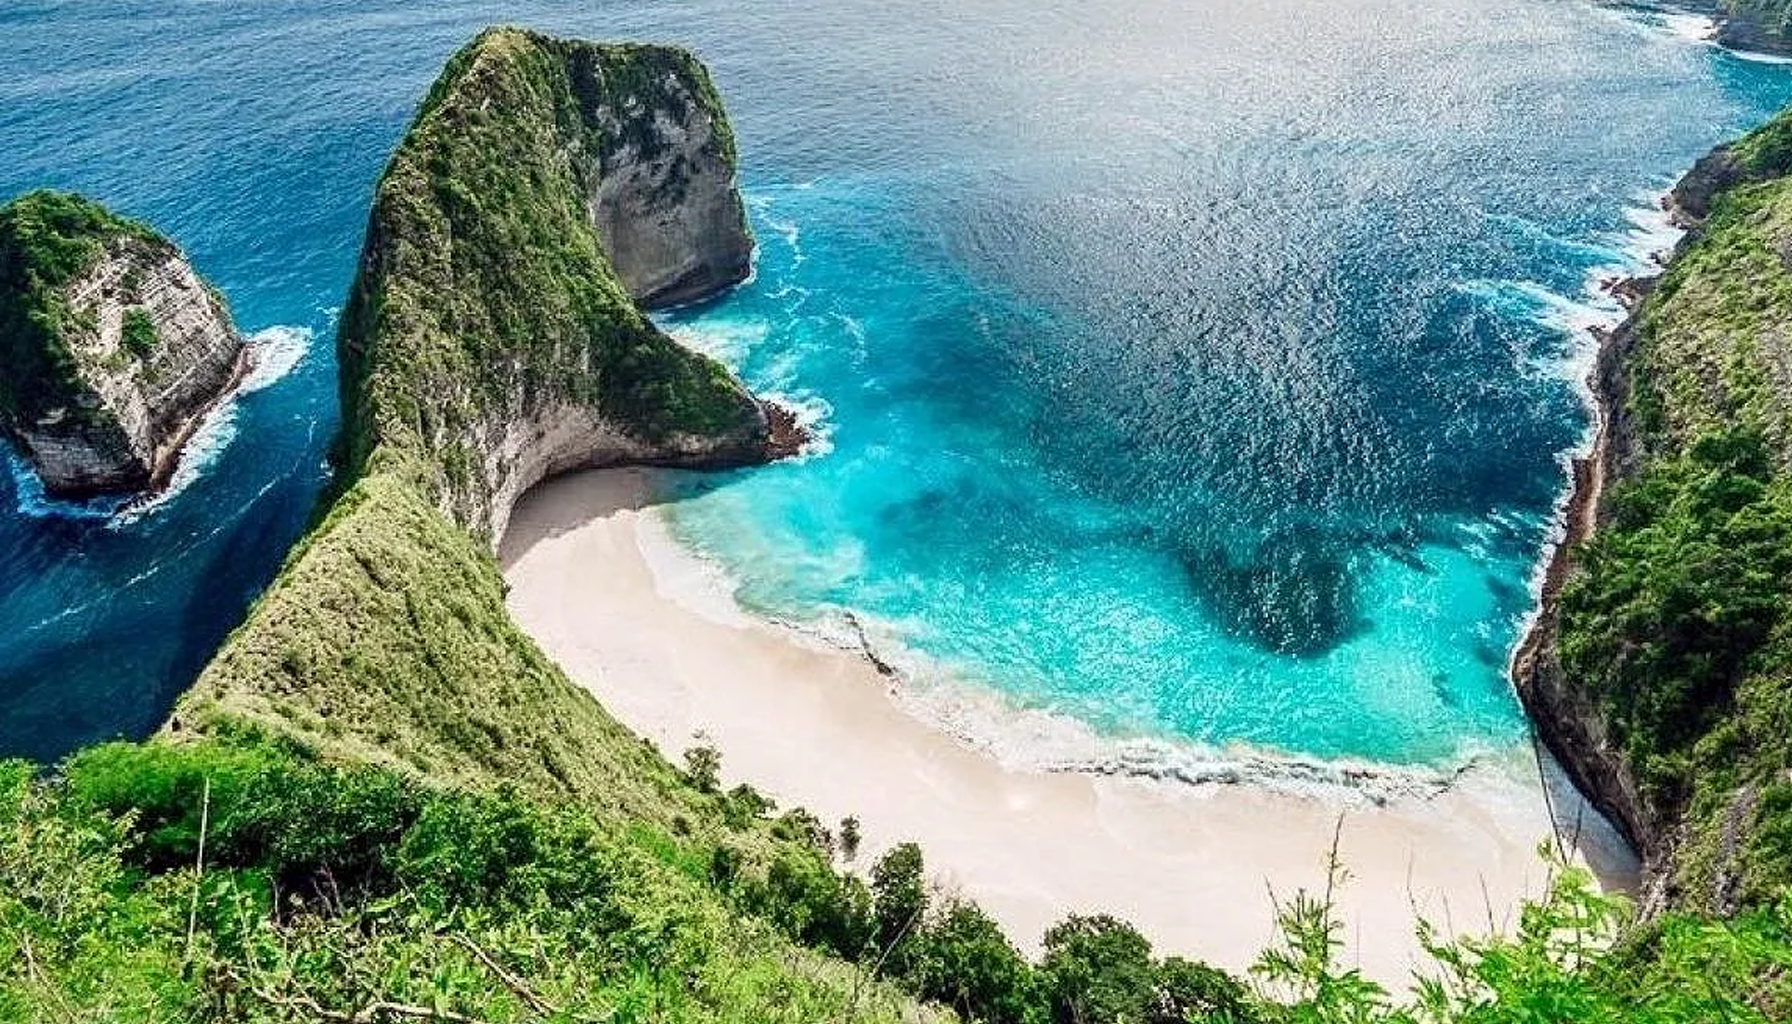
5 739 1792 1024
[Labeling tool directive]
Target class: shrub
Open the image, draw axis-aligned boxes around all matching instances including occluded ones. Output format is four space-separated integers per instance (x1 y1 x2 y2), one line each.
121 306 156 358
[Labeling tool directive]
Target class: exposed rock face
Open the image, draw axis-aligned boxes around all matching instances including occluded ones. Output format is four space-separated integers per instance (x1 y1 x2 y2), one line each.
338 28 796 544
1510 288 1665 907
587 82 754 308
1715 0 1792 56
1665 147 1742 227
0 192 245 498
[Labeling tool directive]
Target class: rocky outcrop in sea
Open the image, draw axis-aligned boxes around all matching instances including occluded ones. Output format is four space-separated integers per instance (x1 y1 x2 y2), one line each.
0 192 246 499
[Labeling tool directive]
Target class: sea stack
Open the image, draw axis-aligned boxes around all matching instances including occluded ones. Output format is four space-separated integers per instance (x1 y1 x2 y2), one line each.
339 27 795 543
0 191 245 498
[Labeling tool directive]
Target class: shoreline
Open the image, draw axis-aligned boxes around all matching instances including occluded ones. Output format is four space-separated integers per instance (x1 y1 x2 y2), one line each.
147 342 257 494
501 466 1634 986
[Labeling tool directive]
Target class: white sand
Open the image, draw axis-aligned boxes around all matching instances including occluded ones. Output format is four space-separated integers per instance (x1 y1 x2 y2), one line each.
500 467 1635 990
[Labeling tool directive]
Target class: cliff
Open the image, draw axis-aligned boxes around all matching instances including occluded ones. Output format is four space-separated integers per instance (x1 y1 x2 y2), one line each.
146 28 925 1019
1517 107 1792 915
336 27 787 544
0 191 246 497
1714 0 1792 55
178 26 796 829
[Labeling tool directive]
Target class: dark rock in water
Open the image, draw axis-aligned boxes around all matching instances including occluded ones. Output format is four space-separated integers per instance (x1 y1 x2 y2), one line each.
1192 528 1365 657
0 191 246 499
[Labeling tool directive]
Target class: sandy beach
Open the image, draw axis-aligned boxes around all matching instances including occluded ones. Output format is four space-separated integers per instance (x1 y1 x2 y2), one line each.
500 466 1634 989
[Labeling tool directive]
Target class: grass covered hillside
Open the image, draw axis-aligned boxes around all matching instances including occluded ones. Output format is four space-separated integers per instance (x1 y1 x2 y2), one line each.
1555 104 1792 914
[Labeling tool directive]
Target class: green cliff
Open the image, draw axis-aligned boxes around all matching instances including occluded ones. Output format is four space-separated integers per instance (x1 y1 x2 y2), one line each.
1717 0 1792 54
9 23 1792 1024
0 191 246 497
1517 104 1792 917
119 27 915 1021
337 27 781 544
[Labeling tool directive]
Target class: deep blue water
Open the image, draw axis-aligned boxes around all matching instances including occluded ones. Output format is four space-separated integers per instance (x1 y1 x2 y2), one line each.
3 0 1790 767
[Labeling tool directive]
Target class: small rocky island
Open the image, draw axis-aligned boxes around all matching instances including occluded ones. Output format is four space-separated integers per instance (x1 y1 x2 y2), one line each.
0 191 246 498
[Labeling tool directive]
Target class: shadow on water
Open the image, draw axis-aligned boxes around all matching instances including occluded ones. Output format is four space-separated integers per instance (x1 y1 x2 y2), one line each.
1183 526 1369 657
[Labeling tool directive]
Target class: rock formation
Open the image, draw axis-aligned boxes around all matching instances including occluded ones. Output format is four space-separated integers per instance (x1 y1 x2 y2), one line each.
0 191 246 498
1516 105 1792 914
181 28 804 785
1714 0 1792 55
337 27 795 543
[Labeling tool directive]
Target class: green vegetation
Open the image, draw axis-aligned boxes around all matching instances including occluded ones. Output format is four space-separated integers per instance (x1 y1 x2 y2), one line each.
0 190 162 423
337 26 760 537
9 739 1792 1022
120 307 157 358
1557 115 1792 910
1730 1 1792 50
0 741 927 1023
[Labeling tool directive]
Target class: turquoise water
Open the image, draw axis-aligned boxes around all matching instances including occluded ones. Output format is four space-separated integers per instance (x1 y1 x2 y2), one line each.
2 1 1791 767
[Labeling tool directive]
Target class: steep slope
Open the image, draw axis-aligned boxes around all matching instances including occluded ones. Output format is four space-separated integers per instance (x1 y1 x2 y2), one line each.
1716 0 1792 54
142 25 928 1022
177 28 797 808
1517 106 1792 915
0 191 246 497
337 28 789 545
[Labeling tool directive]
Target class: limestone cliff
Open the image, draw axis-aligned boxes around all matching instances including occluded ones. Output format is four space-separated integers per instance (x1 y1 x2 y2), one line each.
338 27 785 544
0 191 246 498
177 29 800 803
1517 107 1792 914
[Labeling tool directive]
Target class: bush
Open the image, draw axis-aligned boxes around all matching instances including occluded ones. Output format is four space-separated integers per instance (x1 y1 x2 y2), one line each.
121 306 157 358
1039 914 1159 1024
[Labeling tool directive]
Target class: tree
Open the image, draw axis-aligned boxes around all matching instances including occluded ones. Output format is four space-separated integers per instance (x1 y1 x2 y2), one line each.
683 745 721 793
1154 956 1254 1024
871 842 928 972
1039 914 1158 1024
908 900 1038 1024
841 815 863 861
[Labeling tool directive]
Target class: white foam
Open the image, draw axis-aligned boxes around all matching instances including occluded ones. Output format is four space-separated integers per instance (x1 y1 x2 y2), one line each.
1502 189 1688 690
4 451 124 520
762 388 837 460
664 318 768 368
636 506 1526 807
1659 12 1718 45
111 324 313 525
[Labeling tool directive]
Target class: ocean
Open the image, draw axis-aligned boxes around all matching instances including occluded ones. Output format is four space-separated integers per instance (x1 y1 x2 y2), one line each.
2 0 1789 770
